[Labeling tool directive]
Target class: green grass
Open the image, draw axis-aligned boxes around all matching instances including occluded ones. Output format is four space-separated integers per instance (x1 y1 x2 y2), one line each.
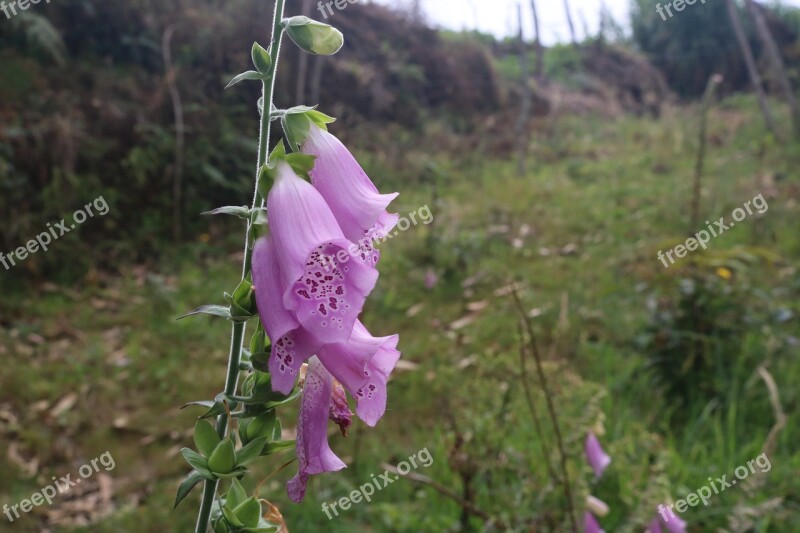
1 96 798 532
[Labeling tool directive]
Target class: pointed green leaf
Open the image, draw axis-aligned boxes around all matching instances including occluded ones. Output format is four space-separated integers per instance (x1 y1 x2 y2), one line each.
246 411 276 443
226 70 267 89
201 206 251 219
227 478 248 509
177 305 232 321
181 448 213 477
174 470 207 509
261 440 295 456
194 420 221 458
222 503 245 528
237 437 268 467
234 497 262 529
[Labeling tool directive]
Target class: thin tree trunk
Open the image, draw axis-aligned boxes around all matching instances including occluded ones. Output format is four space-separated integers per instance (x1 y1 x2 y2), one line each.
530 0 544 81
515 2 532 176
562 0 577 44
725 0 780 138
163 24 185 242
691 75 722 231
745 0 800 138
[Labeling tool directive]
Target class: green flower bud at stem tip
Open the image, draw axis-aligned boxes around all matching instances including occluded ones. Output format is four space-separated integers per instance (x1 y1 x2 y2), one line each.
283 16 344 56
251 42 272 74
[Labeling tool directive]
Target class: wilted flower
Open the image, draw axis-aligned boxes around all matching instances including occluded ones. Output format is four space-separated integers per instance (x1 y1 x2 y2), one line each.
585 432 611 479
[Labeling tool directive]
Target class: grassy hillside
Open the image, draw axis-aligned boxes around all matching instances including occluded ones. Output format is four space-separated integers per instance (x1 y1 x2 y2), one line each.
1 96 798 531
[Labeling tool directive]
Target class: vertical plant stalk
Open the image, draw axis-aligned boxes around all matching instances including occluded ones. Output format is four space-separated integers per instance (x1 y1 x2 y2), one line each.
194 1 287 531
511 289 578 533
516 322 560 486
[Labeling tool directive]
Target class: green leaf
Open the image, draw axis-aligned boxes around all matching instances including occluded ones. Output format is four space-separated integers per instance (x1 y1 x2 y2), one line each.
194 420 221 458
227 478 248 509
180 448 213 478
226 70 267 89
251 42 272 74
272 418 283 441
222 503 244 528
208 437 237 475
237 437 268 467
246 411 276 443
234 497 262 529
174 470 207 509
230 276 256 320
283 16 344 56
178 305 232 321
201 206 251 219
261 440 295 456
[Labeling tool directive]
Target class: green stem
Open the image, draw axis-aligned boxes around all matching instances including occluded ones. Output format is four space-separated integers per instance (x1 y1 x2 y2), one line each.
194 1 286 531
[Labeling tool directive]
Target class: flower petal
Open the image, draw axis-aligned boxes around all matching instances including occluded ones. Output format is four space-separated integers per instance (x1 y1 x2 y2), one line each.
287 240 378 343
585 433 611 479
302 125 399 242
287 357 346 503
252 237 322 394
318 321 400 427
584 512 605 533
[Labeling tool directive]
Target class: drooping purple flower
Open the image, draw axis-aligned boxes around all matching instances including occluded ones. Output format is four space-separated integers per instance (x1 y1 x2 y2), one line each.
584 511 605 533
317 320 400 427
585 432 611 479
301 124 399 244
287 356 346 503
266 161 379 345
646 518 663 533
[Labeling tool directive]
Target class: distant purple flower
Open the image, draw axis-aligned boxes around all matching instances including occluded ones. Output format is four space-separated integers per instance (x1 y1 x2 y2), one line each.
302 124 399 244
585 432 611 479
424 268 438 290
651 506 687 533
584 511 605 533
287 357 346 503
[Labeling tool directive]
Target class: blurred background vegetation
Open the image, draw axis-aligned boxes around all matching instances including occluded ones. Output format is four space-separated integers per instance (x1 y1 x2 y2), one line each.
0 0 798 531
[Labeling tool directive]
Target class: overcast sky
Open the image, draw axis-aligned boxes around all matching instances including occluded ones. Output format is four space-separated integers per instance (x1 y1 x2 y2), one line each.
372 0 800 44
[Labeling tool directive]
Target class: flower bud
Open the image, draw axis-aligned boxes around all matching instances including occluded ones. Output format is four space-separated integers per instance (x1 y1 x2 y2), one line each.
283 16 343 56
